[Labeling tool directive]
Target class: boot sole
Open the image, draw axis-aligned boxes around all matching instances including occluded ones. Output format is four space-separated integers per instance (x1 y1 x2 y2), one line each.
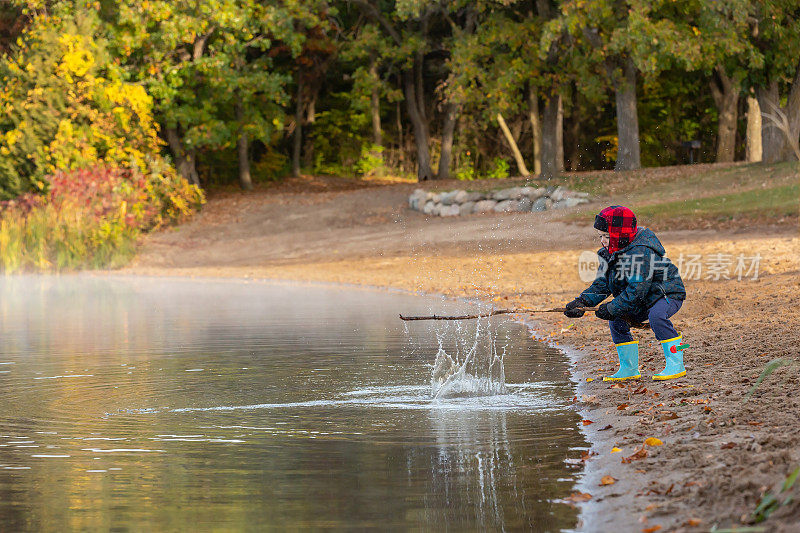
652 371 687 381
602 374 641 382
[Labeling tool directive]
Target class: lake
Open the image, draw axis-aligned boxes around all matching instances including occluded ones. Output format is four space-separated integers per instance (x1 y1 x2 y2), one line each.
0 276 586 531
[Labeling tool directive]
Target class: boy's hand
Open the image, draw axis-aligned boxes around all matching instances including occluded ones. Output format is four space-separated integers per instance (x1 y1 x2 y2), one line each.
564 297 587 318
595 303 613 320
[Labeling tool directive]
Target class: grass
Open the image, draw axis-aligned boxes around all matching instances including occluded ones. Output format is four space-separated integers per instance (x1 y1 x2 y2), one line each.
635 182 798 229
558 161 799 230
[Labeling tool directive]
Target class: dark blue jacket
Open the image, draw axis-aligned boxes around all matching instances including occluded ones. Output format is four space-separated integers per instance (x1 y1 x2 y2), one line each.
580 227 686 317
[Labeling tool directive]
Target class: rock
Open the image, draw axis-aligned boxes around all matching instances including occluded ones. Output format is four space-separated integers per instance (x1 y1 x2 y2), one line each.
521 187 547 199
439 204 460 217
408 188 427 210
452 190 469 204
439 191 458 205
571 191 590 199
517 197 532 211
532 197 548 211
564 197 589 208
493 187 526 201
494 199 518 213
423 200 435 215
473 199 497 213
550 186 566 202
432 202 443 216
459 201 476 215
430 193 441 204
551 199 569 209
465 191 484 202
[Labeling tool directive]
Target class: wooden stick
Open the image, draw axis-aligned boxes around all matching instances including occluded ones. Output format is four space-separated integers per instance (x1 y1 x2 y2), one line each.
399 307 651 329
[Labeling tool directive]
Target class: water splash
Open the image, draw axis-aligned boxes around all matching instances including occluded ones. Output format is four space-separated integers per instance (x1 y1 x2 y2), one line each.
430 317 507 399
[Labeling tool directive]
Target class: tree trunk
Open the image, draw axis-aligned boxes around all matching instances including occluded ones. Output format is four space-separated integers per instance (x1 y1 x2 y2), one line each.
403 68 433 181
528 87 542 176
757 82 785 163
567 112 581 171
166 127 200 185
236 103 253 190
292 79 303 178
614 57 641 171
396 100 404 170
557 101 564 172
369 61 382 148
746 95 762 163
540 92 562 179
497 113 530 176
710 66 740 163
437 103 458 179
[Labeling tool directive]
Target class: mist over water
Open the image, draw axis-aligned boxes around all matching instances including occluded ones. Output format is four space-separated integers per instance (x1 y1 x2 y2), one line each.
0 275 586 531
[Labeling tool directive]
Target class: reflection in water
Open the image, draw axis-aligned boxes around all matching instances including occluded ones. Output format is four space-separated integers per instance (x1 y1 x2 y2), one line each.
0 275 586 531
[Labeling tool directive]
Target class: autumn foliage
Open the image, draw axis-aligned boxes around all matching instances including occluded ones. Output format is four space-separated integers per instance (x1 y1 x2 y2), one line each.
0 164 204 271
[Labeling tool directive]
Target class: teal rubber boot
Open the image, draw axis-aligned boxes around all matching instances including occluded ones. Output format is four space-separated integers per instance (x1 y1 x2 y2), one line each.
653 334 687 380
603 341 641 381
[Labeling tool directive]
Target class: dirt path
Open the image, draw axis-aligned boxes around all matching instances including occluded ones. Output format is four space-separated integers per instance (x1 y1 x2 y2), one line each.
127 175 800 532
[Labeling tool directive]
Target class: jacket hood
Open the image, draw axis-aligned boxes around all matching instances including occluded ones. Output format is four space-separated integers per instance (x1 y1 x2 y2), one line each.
629 227 665 255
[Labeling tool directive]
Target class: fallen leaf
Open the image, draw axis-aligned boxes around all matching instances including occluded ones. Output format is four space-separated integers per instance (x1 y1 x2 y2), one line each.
622 446 648 463
658 411 678 421
580 394 599 404
644 437 663 446
610 383 626 389
641 526 662 533
747 421 763 426
721 442 736 449
581 450 598 461
611 447 622 453
617 403 629 410
600 475 617 486
582 420 594 426
586 377 595 382
685 518 702 526
563 491 592 503
598 424 613 431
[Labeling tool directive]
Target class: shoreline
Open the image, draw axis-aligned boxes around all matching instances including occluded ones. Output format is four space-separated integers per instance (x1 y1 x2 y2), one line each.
101 267 647 531
121 173 800 531
121 227 800 532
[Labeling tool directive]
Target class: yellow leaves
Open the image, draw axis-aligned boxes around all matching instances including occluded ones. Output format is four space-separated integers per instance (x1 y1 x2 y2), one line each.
57 34 95 78
586 377 595 382
611 447 622 453
691 26 700 36
599 475 617 486
645 437 663 446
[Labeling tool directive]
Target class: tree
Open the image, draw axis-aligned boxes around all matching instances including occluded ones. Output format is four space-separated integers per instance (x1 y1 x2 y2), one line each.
746 0 800 163
112 0 300 186
554 0 713 171
0 5 168 198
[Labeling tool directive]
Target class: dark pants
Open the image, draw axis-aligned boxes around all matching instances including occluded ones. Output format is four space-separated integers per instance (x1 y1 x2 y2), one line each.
609 297 683 344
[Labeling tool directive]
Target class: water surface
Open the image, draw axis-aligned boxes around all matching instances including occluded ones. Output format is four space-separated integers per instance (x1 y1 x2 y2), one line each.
0 276 586 531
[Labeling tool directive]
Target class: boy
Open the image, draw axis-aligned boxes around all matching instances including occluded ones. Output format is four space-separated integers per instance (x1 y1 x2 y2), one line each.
564 206 687 381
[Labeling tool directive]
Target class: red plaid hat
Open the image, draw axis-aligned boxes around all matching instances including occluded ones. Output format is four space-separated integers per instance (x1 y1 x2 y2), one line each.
593 206 638 254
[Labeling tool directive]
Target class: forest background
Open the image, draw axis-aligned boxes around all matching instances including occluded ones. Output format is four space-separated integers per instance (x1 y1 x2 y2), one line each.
0 0 798 269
